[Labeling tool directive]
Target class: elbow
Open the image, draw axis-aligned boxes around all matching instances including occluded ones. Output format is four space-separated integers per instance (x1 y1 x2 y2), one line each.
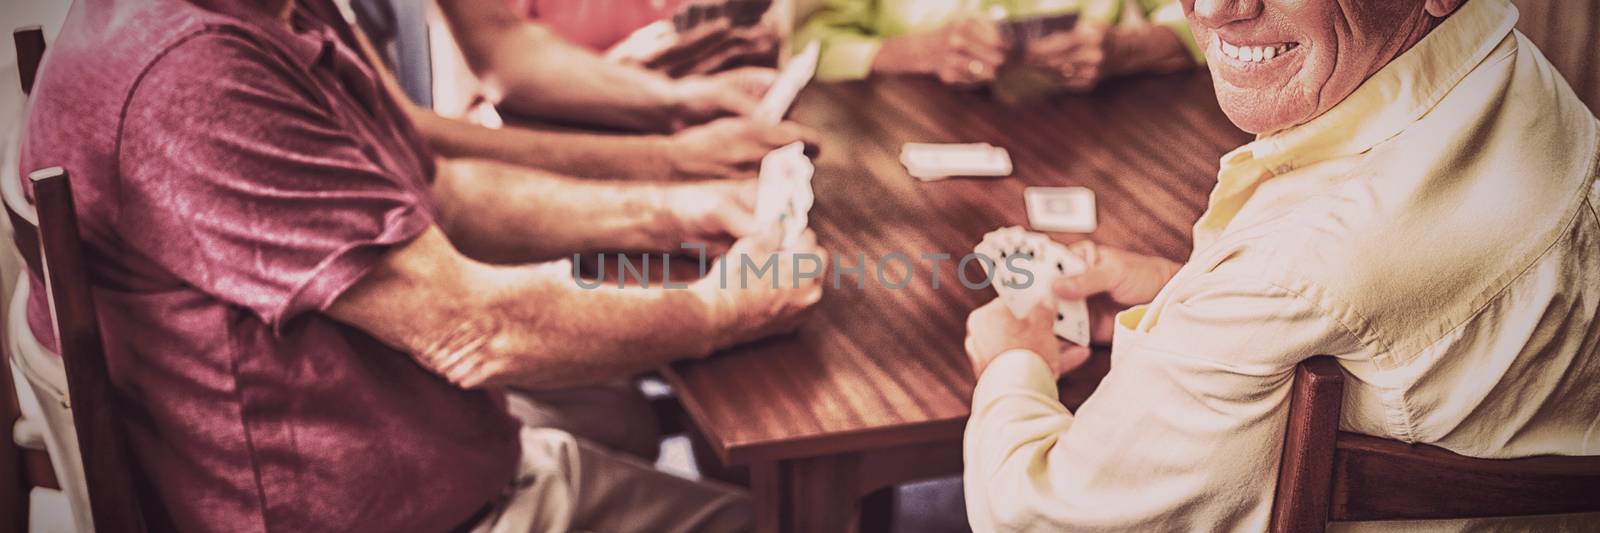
964 461 1049 532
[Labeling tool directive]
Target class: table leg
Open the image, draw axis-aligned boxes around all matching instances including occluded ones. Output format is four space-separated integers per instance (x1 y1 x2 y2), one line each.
787 453 867 533
751 439 964 533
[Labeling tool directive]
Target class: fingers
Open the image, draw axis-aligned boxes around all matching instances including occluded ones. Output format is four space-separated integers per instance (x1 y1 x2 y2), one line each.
764 121 822 152
955 21 1008 67
1067 239 1100 264
1028 31 1086 56
715 189 759 239
713 87 761 117
789 228 822 256
955 17 1005 51
723 66 778 98
1053 265 1121 300
1051 241 1121 299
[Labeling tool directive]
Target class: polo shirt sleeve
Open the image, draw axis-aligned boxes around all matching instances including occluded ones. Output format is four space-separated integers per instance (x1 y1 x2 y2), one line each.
963 263 1363 530
115 32 433 332
795 0 885 81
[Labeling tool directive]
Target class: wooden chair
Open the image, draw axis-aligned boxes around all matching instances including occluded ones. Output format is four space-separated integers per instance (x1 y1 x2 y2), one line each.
1270 356 1600 532
2 25 60 533
1512 0 1600 115
27 167 153 532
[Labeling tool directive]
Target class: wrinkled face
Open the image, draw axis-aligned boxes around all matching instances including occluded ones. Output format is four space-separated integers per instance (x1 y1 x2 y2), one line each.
1181 0 1441 134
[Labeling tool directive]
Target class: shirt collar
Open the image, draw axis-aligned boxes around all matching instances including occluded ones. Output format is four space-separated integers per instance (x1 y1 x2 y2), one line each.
284 12 338 69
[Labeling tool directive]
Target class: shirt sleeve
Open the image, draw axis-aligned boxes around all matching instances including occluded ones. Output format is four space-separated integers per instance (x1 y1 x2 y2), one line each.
963 266 1361 531
115 32 433 333
795 0 884 81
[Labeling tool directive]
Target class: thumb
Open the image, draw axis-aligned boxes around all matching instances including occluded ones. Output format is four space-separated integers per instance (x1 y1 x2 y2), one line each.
1052 261 1120 300
731 66 778 96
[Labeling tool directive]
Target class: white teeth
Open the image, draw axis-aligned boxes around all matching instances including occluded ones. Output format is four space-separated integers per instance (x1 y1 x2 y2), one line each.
1219 41 1295 63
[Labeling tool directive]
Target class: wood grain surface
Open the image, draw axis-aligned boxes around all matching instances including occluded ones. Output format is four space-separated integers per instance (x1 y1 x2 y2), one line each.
666 71 1250 466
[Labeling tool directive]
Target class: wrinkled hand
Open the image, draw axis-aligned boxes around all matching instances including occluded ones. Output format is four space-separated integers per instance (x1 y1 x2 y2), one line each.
661 179 759 256
666 117 819 180
875 18 1007 86
1024 21 1112 93
1051 240 1181 344
671 67 777 126
965 297 1089 378
695 229 828 351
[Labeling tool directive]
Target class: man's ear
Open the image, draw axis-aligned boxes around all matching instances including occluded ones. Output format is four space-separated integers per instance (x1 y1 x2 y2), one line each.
1424 0 1466 17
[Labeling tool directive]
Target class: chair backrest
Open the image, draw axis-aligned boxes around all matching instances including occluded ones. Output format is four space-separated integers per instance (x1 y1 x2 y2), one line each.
29 167 148 533
1512 0 1600 114
9 27 44 276
14 26 46 98
1270 356 1600 532
3 25 50 533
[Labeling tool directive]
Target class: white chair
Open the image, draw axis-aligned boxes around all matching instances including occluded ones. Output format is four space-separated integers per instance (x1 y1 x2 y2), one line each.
8 278 92 533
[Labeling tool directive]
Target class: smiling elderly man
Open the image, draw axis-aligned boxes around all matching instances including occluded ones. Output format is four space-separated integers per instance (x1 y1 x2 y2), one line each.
962 0 1599 530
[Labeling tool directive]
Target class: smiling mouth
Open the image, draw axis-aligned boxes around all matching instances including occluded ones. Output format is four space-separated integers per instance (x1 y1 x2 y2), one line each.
1219 40 1300 63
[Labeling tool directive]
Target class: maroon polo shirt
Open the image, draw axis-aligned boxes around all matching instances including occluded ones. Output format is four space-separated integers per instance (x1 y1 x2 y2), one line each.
17 0 520 531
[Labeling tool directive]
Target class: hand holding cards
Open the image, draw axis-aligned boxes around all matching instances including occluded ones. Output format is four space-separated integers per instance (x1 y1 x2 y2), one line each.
974 227 1091 346
755 142 815 249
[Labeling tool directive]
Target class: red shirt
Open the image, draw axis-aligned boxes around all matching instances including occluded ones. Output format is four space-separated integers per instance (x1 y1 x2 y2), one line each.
17 1 519 531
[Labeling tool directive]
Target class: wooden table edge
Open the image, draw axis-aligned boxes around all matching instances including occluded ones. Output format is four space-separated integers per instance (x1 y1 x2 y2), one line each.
662 366 970 465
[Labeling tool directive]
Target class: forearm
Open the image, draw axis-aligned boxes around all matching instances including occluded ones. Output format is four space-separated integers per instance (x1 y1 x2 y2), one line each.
409 110 676 180
332 228 723 391
461 262 721 389
432 159 682 264
438 0 682 131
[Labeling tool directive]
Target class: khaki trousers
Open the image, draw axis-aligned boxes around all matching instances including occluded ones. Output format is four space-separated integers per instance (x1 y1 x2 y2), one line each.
470 428 752 533
507 383 662 461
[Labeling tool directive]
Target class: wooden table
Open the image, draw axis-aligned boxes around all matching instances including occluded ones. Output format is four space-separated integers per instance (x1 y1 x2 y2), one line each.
663 71 1251 533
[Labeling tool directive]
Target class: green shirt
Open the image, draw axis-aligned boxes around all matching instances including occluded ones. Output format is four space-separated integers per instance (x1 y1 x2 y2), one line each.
796 0 1201 81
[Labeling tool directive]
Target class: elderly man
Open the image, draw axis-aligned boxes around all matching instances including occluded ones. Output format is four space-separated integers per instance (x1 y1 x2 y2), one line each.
18 0 824 531
963 0 1599 530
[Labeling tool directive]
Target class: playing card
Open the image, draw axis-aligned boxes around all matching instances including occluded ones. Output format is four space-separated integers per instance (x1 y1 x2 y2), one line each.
726 0 773 27
673 0 772 32
1025 186 1097 233
974 226 1094 344
999 13 1081 50
1053 298 1091 346
901 143 1012 180
751 40 820 125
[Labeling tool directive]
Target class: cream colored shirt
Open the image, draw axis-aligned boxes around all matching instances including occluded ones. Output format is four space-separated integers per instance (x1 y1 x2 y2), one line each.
963 0 1600 530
